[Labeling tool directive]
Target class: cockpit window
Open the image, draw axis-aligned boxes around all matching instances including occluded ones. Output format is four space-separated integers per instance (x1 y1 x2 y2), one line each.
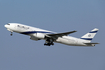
7 24 10 25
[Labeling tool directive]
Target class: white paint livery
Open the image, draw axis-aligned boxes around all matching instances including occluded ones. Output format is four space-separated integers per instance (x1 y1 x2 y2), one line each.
4 23 99 46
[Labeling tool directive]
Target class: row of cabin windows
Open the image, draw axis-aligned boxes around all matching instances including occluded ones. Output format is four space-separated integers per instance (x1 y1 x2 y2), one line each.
17 25 29 29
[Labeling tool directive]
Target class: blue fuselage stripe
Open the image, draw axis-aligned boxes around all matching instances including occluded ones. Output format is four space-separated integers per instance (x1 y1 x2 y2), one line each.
80 38 92 40
20 31 54 35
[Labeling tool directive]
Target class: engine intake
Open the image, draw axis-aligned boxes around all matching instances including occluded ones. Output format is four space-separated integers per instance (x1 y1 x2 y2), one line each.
33 33 45 39
30 36 40 41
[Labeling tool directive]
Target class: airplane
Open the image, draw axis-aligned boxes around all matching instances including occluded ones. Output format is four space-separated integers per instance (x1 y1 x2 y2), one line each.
4 23 99 46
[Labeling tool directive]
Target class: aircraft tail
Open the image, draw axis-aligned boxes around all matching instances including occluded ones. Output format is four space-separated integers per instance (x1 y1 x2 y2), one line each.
80 28 99 42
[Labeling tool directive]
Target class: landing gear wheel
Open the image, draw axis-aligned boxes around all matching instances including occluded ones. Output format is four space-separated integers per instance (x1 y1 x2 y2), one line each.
10 33 13 36
52 43 54 45
44 43 51 46
10 32 13 36
44 38 55 46
44 42 54 46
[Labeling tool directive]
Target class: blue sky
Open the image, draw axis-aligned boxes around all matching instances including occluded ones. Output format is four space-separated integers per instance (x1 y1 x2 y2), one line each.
0 0 105 70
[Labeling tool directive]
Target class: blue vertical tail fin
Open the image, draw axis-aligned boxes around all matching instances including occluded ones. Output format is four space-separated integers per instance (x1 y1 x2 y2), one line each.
80 28 99 42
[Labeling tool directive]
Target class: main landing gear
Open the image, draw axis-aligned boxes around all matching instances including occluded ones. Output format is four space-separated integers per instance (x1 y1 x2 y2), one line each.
44 43 54 46
44 39 54 46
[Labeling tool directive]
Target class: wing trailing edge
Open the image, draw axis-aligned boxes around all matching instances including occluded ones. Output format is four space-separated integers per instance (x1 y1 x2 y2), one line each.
47 31 77 37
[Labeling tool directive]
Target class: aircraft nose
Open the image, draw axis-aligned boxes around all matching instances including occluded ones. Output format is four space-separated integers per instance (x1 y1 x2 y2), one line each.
4 25 8 28
4 25 7 27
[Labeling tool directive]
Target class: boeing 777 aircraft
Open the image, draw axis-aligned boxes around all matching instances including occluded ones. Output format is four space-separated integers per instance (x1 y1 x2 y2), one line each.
4 23 99 46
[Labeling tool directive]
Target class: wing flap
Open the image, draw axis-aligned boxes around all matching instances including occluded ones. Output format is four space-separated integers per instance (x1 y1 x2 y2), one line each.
47 31 77 37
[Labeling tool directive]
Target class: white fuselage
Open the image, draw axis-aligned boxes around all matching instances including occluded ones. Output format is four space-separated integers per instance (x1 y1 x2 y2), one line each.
4 23 94 46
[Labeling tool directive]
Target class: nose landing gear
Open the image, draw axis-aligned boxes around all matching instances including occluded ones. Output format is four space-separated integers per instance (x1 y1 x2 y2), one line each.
10 32 13 36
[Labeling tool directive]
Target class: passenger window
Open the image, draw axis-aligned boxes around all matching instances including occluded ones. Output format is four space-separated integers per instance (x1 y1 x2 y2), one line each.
17 25 20 27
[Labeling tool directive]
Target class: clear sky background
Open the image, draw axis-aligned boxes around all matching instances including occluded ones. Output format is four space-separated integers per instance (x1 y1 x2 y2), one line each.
0 0 105 70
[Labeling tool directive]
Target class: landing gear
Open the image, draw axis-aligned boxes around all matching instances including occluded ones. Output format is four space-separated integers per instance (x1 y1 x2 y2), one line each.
7 29 13 36
44 38 54 46
10 32 13 36
44 42 54 46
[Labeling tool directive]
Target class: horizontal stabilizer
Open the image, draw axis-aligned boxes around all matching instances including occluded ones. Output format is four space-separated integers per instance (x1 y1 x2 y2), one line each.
84 43 99 44
84 43 99 46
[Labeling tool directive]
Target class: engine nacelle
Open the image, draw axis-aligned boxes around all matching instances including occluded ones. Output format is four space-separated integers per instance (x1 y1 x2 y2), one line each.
30 36 40 41
33 33 45 39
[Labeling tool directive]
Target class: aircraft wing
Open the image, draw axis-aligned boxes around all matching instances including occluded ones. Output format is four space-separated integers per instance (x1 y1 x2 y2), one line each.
47 31 77 38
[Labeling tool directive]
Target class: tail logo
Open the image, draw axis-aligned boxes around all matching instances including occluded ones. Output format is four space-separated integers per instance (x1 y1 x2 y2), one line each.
81 28 99 42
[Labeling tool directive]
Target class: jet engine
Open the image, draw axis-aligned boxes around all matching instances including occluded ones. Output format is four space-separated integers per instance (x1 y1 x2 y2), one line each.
33 33 45 39
30 36 40 41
